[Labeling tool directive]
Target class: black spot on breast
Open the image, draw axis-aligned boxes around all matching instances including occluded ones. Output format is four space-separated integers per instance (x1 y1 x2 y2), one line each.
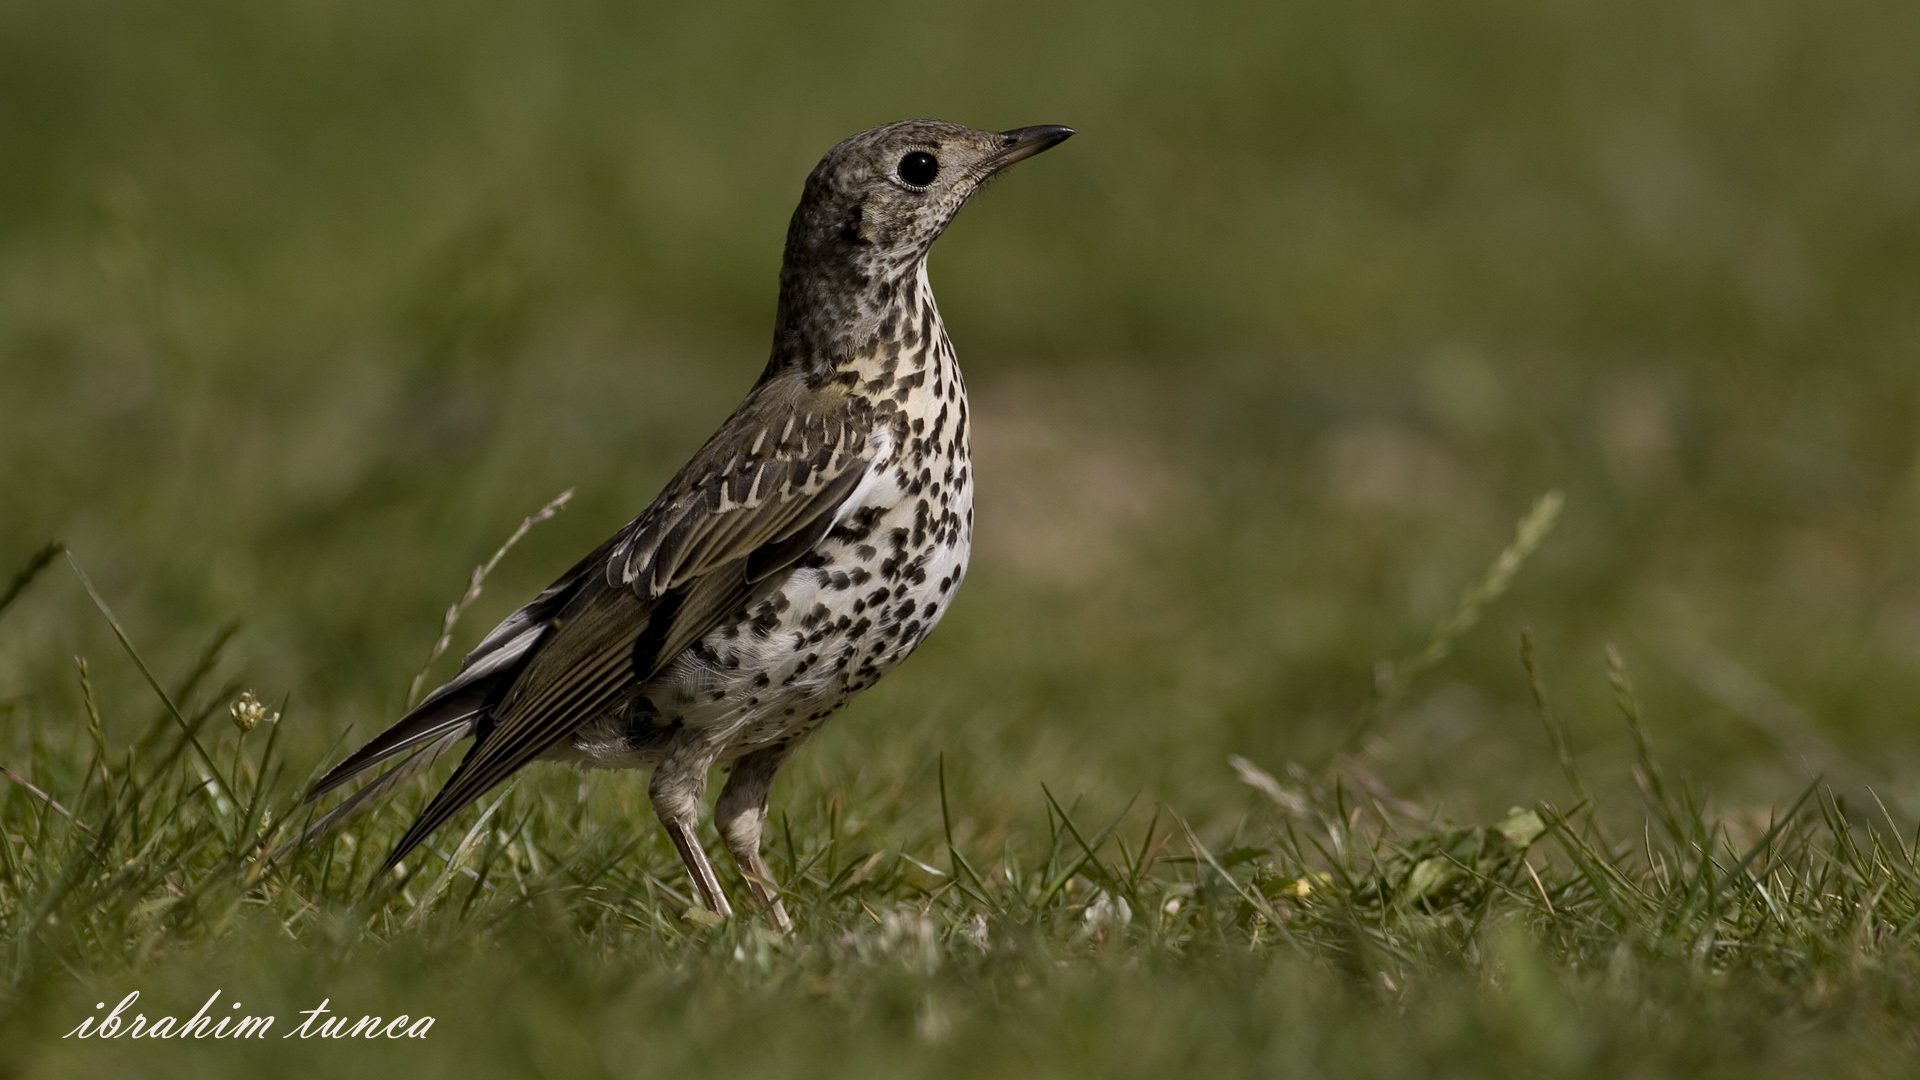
749 603 781 639
832 509 884 544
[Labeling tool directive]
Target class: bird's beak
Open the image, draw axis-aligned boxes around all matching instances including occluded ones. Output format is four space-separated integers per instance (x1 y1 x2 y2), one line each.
990 125 1076 169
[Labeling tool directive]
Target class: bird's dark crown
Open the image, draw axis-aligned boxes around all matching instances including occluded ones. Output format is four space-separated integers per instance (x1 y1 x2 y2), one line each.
765 118 1073 381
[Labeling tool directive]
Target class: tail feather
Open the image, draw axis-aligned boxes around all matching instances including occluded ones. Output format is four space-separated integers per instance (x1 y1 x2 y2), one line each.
285 519 611 863
304 625 547 802
270 727 468 861
304 697 484 803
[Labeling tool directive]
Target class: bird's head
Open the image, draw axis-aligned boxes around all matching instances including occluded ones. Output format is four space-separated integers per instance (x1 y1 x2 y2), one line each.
770 119 1072 372
783 119 1074 278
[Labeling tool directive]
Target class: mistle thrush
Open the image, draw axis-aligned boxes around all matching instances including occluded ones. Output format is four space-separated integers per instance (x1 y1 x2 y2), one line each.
300 119 1074 930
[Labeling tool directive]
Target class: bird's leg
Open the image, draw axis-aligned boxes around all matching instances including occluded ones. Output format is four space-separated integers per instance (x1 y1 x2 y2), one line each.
715 745 795 933
649 748 733 920
664 818 732 919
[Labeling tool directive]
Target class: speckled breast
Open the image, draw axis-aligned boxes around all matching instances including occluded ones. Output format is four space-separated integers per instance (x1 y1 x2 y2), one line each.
641 428 970 755
566 375 972 770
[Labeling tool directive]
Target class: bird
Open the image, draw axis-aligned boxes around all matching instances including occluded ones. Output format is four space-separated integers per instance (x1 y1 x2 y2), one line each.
294 119 1075 931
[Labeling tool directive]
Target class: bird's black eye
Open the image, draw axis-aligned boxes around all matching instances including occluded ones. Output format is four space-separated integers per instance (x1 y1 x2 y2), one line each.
897 151 939 187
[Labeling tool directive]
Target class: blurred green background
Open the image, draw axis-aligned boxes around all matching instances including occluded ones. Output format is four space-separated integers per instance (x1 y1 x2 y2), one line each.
3 0 1920 1068
3 2 1920 1068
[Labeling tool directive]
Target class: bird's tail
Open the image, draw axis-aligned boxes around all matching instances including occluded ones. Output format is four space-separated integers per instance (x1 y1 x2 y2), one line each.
268 726 467 862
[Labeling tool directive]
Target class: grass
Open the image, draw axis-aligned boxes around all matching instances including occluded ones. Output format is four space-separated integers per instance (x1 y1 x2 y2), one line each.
5 497 1920 1077
5 0 1920 1075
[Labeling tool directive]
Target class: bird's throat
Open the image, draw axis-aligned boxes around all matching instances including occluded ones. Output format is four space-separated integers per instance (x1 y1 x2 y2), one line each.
767 254 943 389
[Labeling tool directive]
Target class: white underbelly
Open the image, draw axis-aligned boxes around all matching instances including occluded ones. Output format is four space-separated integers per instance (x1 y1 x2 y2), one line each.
561 465 971 769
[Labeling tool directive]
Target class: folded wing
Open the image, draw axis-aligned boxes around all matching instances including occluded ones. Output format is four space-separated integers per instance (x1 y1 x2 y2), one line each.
336 379 880 871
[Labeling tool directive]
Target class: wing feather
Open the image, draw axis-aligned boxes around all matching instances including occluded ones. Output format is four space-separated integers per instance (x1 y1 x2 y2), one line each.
371 379 882 872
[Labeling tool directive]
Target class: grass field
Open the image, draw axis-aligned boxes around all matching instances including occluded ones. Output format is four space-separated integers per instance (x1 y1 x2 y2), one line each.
4 0 1920 1075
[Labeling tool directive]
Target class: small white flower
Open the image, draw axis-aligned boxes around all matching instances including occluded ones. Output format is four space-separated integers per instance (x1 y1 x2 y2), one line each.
1084 890 1132 933
229 691 276 732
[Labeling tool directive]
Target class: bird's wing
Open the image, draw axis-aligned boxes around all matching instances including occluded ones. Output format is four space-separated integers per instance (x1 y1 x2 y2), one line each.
609 379 883 598
379 381 880 870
